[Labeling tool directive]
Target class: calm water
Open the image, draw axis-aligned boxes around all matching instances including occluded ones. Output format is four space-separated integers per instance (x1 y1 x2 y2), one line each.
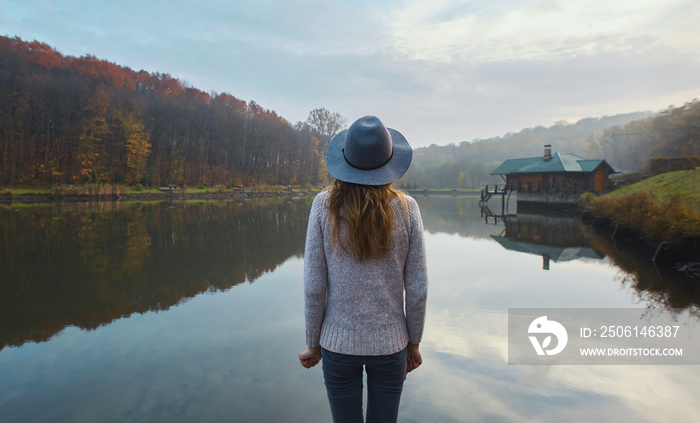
1 196 698 422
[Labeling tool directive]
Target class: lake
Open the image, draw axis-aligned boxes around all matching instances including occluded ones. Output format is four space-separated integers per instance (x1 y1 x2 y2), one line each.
1 196 698 422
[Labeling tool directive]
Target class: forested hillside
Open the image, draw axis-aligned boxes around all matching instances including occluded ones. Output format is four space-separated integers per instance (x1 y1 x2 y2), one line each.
400 112 653 189
0 36 329 187
588 101 700 173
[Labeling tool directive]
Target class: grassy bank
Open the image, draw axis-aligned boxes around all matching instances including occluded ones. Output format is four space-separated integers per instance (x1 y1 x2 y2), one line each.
607 169 700 214
2 184 128 196
0 184 319 202
580 169 700 243
2 184 319 197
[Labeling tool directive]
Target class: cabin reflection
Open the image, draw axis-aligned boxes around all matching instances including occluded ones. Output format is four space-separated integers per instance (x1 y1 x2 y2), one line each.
491 213 604 270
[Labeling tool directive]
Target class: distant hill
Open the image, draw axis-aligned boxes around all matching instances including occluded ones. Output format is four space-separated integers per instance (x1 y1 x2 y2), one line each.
398 108 698 190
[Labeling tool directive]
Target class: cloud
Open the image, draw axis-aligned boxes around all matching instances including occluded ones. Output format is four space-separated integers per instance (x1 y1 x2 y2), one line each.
1 0 699 146
381 0 700 63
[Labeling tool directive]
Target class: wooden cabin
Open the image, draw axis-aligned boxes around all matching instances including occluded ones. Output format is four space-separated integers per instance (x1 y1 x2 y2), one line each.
490 145 616 208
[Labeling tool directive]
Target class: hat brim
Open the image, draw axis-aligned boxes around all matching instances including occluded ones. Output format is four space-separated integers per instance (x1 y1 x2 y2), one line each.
326 128 412 186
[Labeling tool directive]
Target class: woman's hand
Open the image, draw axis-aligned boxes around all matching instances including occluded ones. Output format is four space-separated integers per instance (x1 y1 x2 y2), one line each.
299 346 322 369
406 343 423 374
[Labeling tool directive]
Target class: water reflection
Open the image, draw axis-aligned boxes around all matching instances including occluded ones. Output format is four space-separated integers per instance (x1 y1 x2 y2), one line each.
492 213 604 270
1 196 699 422
0 199 312 350
461 195 698 311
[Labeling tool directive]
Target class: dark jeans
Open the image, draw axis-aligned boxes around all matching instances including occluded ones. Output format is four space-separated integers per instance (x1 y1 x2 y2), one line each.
322 347 407 423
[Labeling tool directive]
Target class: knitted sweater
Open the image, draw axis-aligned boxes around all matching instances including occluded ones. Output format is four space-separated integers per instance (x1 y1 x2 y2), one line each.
304 190 428 356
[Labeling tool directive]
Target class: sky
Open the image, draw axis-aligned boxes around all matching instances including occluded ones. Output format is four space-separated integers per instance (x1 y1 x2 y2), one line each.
1 0 699 148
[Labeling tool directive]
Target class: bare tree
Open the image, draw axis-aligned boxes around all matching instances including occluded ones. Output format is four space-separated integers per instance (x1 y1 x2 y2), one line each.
306 108 347 151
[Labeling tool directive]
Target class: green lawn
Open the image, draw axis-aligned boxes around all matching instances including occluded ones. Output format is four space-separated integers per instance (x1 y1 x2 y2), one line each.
2 187 53 195
580 168 700 242
609 168 700 214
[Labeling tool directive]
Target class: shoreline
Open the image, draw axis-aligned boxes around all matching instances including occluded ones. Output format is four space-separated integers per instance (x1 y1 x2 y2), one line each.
2 188 485 203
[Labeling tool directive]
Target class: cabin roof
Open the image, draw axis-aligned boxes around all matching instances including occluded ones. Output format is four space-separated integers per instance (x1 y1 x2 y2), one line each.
490 152 615 175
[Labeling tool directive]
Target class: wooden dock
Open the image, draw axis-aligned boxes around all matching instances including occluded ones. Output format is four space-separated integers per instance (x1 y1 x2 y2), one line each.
479 184 510 208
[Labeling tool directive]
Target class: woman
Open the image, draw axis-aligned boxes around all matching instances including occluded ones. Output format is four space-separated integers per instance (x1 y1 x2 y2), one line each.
299 115 428 423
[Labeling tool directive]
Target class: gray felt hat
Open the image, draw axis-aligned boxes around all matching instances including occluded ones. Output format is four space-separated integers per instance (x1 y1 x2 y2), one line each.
326 116 412 186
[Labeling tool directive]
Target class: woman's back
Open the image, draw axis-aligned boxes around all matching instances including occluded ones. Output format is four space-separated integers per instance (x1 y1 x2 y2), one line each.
304 189 427 356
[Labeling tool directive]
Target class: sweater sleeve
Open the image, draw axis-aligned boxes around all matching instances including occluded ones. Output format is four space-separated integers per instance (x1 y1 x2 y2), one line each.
404 198 428 344
304 193 329 348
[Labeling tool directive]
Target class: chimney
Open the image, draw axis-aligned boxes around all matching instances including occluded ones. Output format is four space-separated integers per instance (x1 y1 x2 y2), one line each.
544 144 552 161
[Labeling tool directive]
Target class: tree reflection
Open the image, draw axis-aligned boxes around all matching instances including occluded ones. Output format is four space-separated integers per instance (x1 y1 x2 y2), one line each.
581 225 700 311
0 199 311 349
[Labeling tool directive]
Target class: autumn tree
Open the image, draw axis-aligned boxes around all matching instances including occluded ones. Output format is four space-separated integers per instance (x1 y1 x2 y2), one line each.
76 91 111 182
120 109 151 184
1 91 33 185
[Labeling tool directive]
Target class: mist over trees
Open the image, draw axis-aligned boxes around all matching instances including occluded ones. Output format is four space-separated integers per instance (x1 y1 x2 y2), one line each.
0 36 342 187
587 100 700 172
398 106 699 189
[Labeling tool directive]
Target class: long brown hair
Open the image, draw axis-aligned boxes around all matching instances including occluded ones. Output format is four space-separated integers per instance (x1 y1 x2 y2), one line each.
327 179 408 261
